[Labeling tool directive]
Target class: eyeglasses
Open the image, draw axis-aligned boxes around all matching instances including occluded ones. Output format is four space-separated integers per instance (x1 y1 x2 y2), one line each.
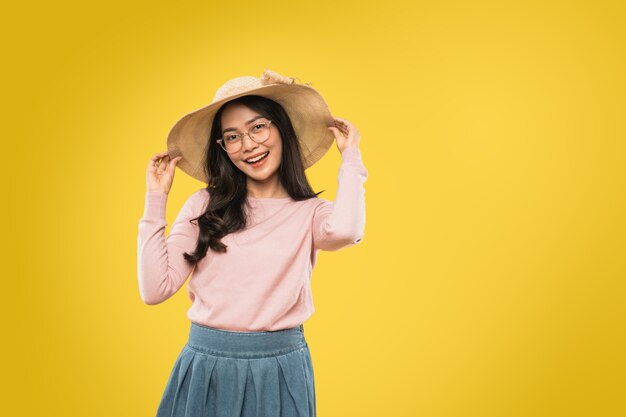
216 119 273 153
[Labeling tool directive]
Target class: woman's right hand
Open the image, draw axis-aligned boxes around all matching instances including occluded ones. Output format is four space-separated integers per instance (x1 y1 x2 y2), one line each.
146 151 183 194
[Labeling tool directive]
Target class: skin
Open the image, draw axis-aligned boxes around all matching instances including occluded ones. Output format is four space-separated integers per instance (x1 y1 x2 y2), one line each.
219 102 287 198
146 103 362 196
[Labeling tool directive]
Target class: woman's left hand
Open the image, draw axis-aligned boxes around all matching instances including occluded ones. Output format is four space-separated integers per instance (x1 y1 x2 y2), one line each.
328 117 361 154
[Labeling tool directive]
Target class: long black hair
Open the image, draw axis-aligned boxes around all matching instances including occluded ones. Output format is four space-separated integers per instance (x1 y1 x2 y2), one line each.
182 95 325 265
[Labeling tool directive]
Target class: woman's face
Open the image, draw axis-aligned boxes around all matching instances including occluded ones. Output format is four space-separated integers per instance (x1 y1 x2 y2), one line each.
219 102 283 182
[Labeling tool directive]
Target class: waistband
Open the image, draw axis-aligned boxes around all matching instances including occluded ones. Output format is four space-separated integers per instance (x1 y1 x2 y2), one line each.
186 321 307 359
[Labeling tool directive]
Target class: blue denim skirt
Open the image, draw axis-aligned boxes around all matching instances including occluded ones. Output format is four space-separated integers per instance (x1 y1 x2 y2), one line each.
155 321 316 417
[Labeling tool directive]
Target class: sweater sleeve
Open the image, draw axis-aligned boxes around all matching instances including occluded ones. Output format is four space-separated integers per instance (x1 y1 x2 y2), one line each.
137 188 207 305
312 146 368 252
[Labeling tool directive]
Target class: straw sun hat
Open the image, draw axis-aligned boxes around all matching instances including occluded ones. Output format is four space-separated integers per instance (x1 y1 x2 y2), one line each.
166 68 336 184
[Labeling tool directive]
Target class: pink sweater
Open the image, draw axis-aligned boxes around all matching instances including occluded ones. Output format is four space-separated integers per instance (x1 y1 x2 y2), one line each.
137 146 368 331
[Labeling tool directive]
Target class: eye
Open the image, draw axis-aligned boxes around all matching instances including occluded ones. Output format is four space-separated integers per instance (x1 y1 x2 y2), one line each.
252 123 266 132
225 134 240 142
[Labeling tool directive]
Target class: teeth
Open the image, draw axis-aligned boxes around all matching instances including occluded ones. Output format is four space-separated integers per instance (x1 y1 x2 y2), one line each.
246 152 269 163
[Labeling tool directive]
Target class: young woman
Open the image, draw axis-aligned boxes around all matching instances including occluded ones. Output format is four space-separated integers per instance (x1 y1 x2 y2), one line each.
137 69 368 417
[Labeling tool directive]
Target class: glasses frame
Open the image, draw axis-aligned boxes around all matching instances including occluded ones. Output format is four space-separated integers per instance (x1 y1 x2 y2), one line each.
216 119 273 154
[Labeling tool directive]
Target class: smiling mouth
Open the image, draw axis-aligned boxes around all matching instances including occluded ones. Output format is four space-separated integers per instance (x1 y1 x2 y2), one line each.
245 151 269 164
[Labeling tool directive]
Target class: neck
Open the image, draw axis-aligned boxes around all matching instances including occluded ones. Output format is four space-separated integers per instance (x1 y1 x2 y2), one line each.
246 178 289 199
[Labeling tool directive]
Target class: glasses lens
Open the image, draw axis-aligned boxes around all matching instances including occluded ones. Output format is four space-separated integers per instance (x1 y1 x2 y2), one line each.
250 120 271 143
220 119 271 153
222 133 242 153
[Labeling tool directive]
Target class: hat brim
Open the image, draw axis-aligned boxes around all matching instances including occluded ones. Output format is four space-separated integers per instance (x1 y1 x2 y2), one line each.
166 84 335 184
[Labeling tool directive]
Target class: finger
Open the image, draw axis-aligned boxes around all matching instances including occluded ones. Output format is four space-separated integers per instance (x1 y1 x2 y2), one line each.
150 155 170 169
334 122 349 135
327 126 343 138
334 120 350 133
333 117 351 125
159 154 173 166
167 156 182 174
150 151 170 162
155 158 166 170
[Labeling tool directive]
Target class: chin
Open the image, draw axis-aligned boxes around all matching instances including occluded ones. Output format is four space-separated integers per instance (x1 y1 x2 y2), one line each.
250 165 279 179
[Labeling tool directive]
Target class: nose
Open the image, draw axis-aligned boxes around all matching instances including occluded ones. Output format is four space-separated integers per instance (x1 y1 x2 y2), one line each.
241 133 259 153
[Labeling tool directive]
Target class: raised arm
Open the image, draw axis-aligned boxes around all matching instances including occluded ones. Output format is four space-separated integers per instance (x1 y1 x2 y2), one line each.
312 146 368 252
137 188 207 305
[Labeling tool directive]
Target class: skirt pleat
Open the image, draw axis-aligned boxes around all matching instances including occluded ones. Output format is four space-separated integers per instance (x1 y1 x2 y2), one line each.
155 322 316 417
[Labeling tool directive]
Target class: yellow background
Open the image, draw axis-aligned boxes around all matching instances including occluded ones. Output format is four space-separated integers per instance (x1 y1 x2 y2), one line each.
2 0 625 416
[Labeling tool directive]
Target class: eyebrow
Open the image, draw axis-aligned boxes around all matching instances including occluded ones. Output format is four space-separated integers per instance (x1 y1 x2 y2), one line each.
221 116 265 135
